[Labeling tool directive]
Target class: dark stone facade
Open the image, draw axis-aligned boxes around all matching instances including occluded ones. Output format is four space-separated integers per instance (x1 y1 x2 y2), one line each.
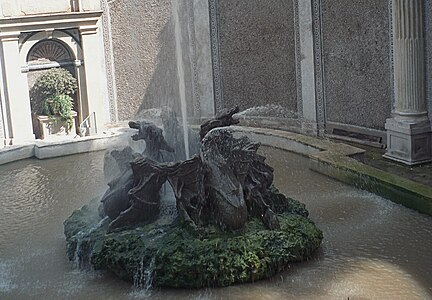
108 0 180 121
216 0 297 115
321 0 392 130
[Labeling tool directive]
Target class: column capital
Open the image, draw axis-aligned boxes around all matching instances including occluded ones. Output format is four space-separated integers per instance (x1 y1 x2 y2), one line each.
80 25 98 36
0 31 21 42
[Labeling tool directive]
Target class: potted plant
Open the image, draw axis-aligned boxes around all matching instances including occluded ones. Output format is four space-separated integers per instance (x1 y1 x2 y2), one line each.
30 68 78 139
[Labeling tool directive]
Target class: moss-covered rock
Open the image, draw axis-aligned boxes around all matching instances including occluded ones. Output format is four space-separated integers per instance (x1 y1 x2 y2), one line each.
64 195 323 288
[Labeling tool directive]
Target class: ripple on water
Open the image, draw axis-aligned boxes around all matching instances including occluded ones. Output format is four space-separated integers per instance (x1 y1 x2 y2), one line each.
1 148 432 299
0 261 18 294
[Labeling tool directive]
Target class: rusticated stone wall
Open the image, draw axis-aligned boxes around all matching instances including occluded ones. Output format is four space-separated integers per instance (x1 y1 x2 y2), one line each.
106 0 214 122
215 0 297 116
108 0 180 121
321 0 391 130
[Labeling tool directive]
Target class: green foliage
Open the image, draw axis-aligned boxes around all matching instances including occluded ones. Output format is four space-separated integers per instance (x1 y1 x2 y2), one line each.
64 191 323 288
43 94 74 130
31 68 77 131
33 68 77 100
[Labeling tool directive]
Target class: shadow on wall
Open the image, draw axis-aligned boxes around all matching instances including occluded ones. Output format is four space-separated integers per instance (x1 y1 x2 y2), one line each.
137 16 181 118
109 0 183 121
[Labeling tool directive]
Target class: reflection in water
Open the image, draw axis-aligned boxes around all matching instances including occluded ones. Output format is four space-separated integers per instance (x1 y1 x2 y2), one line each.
0 148 431 299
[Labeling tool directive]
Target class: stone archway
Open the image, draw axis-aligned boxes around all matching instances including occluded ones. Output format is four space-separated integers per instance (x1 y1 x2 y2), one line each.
0 11 106 145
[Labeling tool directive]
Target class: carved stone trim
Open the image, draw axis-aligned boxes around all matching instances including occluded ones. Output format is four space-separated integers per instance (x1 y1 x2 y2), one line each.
100 0 118 122
425 0 432 119
293 0 303 120
27 39 72 63
312 0 326 135
187 0 201 118
389 0 396 109
208 0 224 113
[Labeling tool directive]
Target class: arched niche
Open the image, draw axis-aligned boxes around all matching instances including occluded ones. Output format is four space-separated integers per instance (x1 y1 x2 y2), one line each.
20 30 86 138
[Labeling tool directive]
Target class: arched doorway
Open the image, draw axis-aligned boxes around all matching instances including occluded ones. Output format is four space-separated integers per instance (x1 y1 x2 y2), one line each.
26 38 80 138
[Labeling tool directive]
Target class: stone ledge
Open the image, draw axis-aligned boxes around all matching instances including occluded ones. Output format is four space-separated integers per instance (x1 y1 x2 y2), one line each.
0 128 132 165
233 126 432 216
0 144 35 165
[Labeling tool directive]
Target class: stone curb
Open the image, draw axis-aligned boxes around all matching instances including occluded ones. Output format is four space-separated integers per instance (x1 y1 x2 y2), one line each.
233 126 432 216
0 129 133 166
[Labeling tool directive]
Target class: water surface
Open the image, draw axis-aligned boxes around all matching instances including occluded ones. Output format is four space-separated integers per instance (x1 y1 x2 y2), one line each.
0 147 431 299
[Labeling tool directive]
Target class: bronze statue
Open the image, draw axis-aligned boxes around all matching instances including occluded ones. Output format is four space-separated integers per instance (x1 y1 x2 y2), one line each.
102 107 282 232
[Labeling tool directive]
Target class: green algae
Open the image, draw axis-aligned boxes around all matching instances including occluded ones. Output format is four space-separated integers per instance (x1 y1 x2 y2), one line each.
64 193 323 288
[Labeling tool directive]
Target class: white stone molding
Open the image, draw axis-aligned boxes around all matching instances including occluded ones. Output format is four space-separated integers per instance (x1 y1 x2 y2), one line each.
20 30 81 69
0 31 20 41
0 11 102 33
384 0 431 165
79 22 108 133
0 11 104 145
0 31 34 143
296 0 320 135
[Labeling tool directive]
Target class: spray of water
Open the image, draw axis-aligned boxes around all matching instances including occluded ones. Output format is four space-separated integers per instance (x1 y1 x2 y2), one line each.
172 0 190 159
134 255 156 290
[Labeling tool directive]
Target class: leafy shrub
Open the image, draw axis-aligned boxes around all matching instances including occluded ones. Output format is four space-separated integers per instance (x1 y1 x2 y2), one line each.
32 68 77 102
30 68 77 131
43 94 74 129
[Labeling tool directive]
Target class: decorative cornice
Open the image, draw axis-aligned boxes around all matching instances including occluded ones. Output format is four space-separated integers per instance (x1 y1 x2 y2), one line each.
0 31 20 41
0 11 102 33
79 25 98 35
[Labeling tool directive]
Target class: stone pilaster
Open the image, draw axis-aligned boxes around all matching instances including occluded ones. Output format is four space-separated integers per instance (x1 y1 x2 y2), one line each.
0 32 34 144
80 24 108 133
297 0 318 135
384 0 431 165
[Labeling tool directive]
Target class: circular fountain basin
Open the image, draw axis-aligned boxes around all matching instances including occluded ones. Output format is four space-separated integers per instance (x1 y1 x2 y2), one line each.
0 147 431 299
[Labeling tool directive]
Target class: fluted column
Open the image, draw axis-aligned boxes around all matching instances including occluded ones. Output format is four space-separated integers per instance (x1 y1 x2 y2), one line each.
384 0 431 165
393 0 426 119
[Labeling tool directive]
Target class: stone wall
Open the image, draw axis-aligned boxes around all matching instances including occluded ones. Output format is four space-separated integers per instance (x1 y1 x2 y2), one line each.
321 0 391 130
107 0 214 122
108 0 179 121
215 0 297 117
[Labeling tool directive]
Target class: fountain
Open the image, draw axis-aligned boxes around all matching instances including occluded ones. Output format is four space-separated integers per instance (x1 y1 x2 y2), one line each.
63 107 323 288
2 129 432 298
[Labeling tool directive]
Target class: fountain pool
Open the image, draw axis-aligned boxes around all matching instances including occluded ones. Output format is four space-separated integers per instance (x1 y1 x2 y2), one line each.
0 146 431 299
